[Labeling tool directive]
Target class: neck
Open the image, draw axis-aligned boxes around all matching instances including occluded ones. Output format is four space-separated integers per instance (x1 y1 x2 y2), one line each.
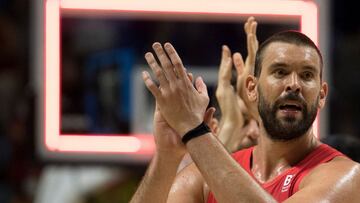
252 125 320 183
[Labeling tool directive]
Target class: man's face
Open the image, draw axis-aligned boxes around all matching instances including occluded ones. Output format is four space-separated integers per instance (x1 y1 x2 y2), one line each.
256 42 324 141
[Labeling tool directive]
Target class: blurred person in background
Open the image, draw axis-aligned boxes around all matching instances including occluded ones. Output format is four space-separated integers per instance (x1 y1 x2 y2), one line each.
215 17 259 152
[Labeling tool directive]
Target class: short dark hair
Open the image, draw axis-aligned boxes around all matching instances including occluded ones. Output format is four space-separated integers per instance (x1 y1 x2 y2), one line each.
254 31 323 78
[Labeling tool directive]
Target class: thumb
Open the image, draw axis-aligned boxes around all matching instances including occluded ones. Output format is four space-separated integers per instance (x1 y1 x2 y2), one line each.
195 76 208 96
155 102 160 111
233 52 244 76
204 107 216 125
187 72 194 83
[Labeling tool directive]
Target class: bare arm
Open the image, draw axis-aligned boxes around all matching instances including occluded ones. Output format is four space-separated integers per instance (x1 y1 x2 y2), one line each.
215 17 259 152
186 134 360 203
130 102 186 203
132 44 217 202
284 157 360 203
130 122 182 203
142 41 276 203
131 105 217 203
186 133 276 203
130 153 183 203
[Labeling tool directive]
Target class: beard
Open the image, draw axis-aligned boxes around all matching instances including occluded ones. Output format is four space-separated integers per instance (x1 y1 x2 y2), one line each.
258 87 318 141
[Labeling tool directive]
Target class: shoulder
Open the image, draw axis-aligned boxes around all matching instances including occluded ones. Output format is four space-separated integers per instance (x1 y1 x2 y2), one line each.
299 143 359 185
286 157 360 202
299 157 360 200
301 156 360 187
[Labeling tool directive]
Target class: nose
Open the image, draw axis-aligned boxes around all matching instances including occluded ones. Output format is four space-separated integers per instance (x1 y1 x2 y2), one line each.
285 72 301 93
245 119 260 140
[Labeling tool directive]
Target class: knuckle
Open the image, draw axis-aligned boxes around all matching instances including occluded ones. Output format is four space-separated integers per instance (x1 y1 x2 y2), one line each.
148 82 156 89
173 60 183 67
154 68 163 77
149 60 157 68
162 60 169 66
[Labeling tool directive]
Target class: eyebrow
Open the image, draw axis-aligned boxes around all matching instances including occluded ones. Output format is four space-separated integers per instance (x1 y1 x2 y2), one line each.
268 62 289 71
302 65 319 74
268 62 319 74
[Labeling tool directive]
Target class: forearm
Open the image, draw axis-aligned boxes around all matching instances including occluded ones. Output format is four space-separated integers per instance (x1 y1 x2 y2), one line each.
187 133 276 203
130 152 182 203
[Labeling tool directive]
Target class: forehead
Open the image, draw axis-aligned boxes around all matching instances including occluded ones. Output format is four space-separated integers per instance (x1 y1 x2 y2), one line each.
261 42 321 72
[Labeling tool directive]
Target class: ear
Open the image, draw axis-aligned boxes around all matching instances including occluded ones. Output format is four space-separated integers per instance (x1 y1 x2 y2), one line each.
246 75 258 102
318 82 328 109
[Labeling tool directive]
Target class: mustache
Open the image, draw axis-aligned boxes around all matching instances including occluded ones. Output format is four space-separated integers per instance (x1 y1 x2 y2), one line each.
274 92 307 109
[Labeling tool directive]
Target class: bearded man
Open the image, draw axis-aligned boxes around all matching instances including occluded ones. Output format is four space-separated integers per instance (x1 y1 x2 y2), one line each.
131 30 360 203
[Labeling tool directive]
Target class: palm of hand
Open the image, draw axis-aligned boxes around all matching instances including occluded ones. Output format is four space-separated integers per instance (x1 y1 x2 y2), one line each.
216 46 243 125
236 17 258 104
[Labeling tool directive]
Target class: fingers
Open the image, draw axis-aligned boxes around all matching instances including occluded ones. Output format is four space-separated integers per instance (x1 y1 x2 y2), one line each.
233 52 245 96
147 42 193 89
195 76 208 97
187 72 194 83
151 42 189 86
219 45 233 83
244 16 255 35
155 101 160 111
142 71 161 98
152 42 177 81
247 31 258 63
145 52 169 87
209 118 219 135
251 20 258 38
245 17 258 64
163 42 188 81
233 52 245 76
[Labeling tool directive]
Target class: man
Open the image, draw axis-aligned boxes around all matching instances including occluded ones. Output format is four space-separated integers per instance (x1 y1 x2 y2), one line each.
131 29 360 202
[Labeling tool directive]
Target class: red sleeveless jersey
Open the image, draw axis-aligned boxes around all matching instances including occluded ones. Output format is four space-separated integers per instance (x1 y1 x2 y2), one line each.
207 144 345 203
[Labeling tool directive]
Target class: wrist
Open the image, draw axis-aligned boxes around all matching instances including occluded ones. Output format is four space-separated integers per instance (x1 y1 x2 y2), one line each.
155 149 185 162
177 120 203 137
182 122 211 144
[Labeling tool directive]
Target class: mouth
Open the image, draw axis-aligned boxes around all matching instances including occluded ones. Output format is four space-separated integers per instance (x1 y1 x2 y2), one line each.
278 102 303 111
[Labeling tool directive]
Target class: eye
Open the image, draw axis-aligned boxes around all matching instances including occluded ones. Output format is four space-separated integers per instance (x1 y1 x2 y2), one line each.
273 68 287 78
301 71 314 81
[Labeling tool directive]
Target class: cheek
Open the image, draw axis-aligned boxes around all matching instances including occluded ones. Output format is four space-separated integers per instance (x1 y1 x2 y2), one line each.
261 79 283 100
302 84 321 103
